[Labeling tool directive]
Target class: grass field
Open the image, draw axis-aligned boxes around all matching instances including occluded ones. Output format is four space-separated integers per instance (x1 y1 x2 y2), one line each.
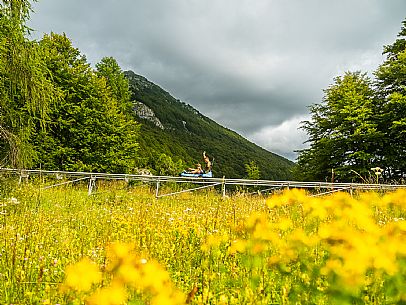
1 179 406 304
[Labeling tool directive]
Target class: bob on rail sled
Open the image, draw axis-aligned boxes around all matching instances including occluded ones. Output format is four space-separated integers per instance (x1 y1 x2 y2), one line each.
180 151 213 178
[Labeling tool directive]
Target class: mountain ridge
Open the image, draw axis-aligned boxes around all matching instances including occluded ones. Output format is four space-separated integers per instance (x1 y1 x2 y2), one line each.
125 70 294 180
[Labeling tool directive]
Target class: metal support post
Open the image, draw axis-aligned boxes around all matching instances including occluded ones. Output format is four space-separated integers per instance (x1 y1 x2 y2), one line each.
88 176 96 195
19 171 29 185
222 176 226 198
155 179 160 199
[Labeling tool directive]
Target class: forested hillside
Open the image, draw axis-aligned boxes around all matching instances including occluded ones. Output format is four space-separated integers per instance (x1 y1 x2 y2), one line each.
125 71 294 180
0 0 293 178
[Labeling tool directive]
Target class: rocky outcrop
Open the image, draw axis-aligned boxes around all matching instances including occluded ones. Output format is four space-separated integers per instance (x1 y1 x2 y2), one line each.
125 71 152 91
133 101 164 129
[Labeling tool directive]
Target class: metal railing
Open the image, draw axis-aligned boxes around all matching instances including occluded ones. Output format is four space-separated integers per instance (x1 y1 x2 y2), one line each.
1 167 405 198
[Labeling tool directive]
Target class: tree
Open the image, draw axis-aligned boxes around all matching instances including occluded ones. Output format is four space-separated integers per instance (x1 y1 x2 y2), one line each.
374 18 406 178
245 160 260 180
32 33 139 173
154 153 185 176
296 72 381 181
0 0 58 168
95 57 132 113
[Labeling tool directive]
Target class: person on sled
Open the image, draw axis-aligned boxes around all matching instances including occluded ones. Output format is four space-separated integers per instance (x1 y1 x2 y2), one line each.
187 163 203 174
181 151 213 177
202 151 212 173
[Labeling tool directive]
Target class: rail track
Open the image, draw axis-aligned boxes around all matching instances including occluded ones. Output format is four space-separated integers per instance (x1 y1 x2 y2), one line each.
1 168 404 198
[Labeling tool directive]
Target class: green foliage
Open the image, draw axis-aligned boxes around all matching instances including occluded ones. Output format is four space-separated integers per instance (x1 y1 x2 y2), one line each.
154 153 185 176
95 56 132 113
1 1 141 173
125 71 294 180
374 19 406 179
296 18 406 182
245 160 260 180
30 33 139 173
0 0 59 168
296 72 381 181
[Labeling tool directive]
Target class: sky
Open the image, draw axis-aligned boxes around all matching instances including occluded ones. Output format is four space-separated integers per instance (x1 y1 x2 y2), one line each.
28 0 406 161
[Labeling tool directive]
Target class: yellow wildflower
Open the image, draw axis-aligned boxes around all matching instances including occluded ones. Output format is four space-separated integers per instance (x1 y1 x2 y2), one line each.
116 260 141 286
288 228 319 247
267 189 307 208
87 281 128 305
228 239 247 254
252 220 279 242
267 255 281 266
201 234 222 252
142 260 171 292
382 189 406 208
64 257 101 291
251 242 266 254
219 294 229 305
244 212 266 230
150 290 185 305
107 242 135 265
358 191 383 207
373 252 398 275
278 217 293 231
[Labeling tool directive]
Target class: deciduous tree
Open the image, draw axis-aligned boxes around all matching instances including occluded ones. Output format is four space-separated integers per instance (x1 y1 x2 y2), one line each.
0 0 58 167
296 72 381 181
245 160 260 180
32 33 139 173
375 18 406 178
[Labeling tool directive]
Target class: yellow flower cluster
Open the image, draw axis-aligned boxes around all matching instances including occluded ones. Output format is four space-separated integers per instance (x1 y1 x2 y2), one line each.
4 181 406 304
62 242 185 305
216 188 406 302
64 257 102 291
261 189 406 298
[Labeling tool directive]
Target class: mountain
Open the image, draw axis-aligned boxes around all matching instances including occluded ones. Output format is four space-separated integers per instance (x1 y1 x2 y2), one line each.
125 70 294 180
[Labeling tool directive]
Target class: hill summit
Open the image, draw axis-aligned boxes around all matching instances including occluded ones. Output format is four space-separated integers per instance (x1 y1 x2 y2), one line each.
125 70 294 180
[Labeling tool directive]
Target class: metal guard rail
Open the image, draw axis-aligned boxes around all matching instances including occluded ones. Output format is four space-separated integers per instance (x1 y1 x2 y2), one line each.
1 168 405 198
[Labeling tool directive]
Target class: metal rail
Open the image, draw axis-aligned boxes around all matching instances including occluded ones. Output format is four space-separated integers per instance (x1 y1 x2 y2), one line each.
1 168 405 198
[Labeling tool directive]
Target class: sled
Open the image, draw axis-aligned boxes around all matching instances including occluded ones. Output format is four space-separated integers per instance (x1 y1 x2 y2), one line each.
180 171 213 178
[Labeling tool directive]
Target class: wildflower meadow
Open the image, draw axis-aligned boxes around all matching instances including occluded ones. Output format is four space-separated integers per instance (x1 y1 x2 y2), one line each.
1 178 406 304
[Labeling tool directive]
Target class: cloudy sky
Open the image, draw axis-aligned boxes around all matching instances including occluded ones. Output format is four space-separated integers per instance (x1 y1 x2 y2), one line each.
28 0 406 160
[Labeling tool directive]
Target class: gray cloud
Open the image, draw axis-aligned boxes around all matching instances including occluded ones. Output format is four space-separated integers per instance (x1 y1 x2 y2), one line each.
29 0 406 160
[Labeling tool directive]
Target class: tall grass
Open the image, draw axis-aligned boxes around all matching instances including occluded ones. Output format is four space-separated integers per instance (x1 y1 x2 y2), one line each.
1 180 406 304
